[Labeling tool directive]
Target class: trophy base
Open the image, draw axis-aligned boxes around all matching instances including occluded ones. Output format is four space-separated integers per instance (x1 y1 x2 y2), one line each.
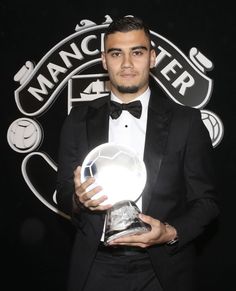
103 200 151 246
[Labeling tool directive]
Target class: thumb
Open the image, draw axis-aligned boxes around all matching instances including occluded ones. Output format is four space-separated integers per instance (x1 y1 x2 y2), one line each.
139 213 153 225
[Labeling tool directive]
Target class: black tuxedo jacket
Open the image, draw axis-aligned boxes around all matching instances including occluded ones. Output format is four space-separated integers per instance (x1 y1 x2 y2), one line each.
56 86 219 291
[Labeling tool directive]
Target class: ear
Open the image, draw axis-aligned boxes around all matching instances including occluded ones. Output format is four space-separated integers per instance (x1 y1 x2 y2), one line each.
101 52 108 70
150 49 157 69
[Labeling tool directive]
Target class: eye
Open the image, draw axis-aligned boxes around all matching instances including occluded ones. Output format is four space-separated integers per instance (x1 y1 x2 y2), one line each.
111 51 122 57
132 50 144 56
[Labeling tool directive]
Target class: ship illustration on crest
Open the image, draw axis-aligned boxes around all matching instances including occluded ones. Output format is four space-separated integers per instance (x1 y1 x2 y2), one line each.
80 79 110 99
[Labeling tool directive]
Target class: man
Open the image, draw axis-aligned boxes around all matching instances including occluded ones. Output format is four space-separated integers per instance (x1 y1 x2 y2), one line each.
56 16 219 291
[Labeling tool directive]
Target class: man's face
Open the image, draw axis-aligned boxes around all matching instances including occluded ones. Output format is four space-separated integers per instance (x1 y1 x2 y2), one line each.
101 29 156 101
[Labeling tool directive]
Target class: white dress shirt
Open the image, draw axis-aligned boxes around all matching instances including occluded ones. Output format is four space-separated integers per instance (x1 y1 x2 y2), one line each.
108 87 150 210
100 88 150 241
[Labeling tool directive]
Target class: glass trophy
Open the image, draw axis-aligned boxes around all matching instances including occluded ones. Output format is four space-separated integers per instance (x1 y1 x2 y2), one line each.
81 143 151 245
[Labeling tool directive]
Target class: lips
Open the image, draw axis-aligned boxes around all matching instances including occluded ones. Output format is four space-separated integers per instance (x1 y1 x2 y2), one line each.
120 72 136 78
121 74 135 77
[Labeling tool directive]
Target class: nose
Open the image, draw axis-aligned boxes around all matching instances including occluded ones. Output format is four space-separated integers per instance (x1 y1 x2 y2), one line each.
121 53 133 68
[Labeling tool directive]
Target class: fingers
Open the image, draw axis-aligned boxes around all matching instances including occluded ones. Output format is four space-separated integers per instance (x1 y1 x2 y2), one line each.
73 166 82 186
86 199 112 211
109 232 150 248
74 165 95 201
76 177 96 201
139 213 155 225
108 215 164 247
73 165 112 211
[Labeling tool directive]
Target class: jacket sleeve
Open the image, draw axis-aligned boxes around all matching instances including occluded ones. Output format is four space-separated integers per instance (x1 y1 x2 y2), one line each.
168 109 220 250
56 106 88 216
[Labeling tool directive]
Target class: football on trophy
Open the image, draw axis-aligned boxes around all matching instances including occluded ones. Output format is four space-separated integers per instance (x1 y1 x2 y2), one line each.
81 143 147 205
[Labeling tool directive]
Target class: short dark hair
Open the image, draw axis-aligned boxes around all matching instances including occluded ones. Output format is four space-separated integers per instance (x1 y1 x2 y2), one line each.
104 16 151 45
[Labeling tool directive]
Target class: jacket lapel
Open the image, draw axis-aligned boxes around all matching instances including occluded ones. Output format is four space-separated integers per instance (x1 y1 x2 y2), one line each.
142 92 173 213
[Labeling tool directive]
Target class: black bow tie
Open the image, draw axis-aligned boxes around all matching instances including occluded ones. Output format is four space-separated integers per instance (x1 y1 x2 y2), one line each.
110 100 142 119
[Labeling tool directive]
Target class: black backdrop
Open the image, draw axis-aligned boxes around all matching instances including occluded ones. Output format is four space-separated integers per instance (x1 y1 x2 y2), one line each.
1 0 236 290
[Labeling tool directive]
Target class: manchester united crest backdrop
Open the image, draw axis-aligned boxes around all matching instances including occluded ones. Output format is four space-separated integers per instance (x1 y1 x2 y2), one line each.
1 1 235 290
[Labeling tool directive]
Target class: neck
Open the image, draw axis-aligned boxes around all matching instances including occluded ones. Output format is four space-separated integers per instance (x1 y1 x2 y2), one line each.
111 87 149 103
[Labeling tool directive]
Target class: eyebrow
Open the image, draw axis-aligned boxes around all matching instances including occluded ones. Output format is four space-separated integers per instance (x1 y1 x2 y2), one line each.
107 46 148 53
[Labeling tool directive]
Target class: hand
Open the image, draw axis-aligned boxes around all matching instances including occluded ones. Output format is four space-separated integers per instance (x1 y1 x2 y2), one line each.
73 166 112 211
108 214 177 248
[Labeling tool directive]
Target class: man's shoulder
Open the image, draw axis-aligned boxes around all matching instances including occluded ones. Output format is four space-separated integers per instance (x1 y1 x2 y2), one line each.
149 82 199 116
169 99 199 115
168 99 201 123
151 87 200 117
70 95 110 113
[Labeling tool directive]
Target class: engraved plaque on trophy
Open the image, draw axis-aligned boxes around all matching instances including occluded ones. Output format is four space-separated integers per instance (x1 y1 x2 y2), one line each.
81 143 150 245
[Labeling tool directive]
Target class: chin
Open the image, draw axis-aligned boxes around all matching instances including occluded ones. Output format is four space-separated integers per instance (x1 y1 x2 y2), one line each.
117 85 139 94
